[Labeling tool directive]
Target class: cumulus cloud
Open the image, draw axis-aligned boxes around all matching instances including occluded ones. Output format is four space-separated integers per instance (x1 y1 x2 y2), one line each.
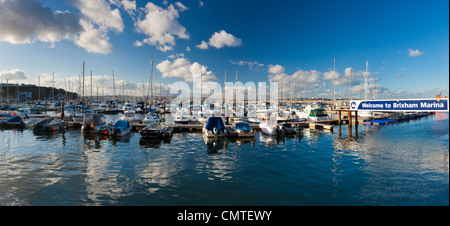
74 19 114 54
0 0 125 54
0 0 82 45
197 30 243 49
134 2 189 52
73 0 124 32
156 58 216 82
408 48 424 57
71 0 124 54
268 64 323 95
267 64 285 75
196 40 209 49
0 69 27 81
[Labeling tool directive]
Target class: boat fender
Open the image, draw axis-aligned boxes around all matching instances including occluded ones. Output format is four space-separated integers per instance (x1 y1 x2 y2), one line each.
213 127 218 135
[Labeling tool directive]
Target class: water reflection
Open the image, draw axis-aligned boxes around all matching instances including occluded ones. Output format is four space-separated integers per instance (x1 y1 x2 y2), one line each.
204 137 226 154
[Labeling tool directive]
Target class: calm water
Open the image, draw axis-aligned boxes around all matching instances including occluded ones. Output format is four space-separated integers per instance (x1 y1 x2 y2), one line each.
0 113 448 206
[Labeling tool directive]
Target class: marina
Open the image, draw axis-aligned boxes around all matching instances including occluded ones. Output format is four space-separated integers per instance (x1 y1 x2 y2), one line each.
0 107 447 206
0 0 448 210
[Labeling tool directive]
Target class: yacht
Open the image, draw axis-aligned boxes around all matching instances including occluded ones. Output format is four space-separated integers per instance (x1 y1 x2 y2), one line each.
120 110 141 123
298 105 330 121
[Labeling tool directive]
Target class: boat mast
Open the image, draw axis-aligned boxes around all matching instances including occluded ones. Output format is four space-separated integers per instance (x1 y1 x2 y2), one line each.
112 70 116 102
332 57 336 109
349 68 352 99
38 76 40 102
364 60 368 101
90 71 93 103
52 72 55 102
82 62 85 106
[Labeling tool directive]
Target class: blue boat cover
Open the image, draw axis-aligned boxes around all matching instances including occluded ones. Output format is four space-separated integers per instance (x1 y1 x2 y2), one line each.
114 120 129 129
7 116 22 122
235 122 253 131
204 117 225 131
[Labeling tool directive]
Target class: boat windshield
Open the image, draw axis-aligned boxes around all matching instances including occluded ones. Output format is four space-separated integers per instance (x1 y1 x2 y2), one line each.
310 109 328 117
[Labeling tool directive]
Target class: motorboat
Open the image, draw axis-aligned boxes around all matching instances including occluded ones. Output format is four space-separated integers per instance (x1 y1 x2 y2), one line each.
0 116 25 128
232 122 255 138
81 114 108 134
143 111 164 124
227 117 245 125
280 122 300 134
122 102 135 111
174 108 192 124
298 105 330 121
203 117 226 139
32 117 54 131
107 120 131 137
95 103 108 113
44 118 65 131
120 110 141 124
139 123 166 139
15 108 50 118
259 116 278 136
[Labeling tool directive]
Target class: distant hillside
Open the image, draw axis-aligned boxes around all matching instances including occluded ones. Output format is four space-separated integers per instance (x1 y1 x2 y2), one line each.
0 83 78 101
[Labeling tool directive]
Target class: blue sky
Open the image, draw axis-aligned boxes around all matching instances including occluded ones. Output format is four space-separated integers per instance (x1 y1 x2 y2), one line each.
0 0 448 99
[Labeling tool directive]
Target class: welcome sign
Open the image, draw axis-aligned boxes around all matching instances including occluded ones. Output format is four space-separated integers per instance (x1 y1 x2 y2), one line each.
350 98 449 112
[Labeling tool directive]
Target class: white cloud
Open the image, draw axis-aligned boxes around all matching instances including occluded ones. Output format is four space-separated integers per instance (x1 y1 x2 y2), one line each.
230 60 265 71
197 30 243 50
74 0 124 32
408 48 424 57
186 46 191 52
109 0 136 15
199 1 204 7
74 19 114 54
0 0 126 54
207 30 243 49
322 70 342 80
268 64 323 95
196 40 209 49
134 2 189 52
267 64 285 75
0 69 27 81
156 58 216 82
133 40 143 47
0 0 82 45
174 2 188 12
168 52 185 59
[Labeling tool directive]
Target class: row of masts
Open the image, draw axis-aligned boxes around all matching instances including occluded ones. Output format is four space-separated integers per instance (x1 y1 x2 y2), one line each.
2 58 377 105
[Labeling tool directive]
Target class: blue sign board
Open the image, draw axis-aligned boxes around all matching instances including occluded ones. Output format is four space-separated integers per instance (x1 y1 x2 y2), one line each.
350 98 449 112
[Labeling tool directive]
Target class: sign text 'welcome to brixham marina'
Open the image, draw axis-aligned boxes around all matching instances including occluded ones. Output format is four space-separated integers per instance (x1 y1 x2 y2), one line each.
350 98 449 112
